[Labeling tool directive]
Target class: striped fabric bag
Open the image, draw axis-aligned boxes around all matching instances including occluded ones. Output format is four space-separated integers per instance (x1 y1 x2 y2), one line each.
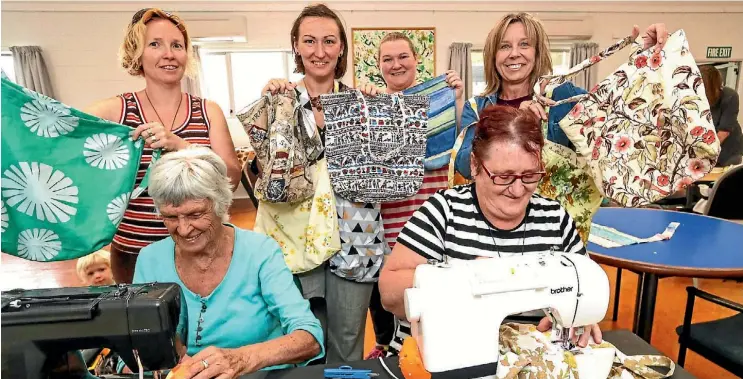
404 74 457 170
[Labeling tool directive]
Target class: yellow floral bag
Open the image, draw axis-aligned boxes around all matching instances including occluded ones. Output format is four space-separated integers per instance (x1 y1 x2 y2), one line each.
254 158 341 274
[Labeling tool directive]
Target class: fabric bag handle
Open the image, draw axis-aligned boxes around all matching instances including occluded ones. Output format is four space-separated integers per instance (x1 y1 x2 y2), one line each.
533 35 639 106
613 347 676 379
353 90 411 163
131 148 162 199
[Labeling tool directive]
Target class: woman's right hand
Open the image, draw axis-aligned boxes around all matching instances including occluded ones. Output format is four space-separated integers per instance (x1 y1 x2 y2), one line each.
357 82 384 96
519 99 549 121
262 79 296 95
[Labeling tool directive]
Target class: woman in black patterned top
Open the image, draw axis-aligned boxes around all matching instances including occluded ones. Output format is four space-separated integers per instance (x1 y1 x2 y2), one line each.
379 105 603 353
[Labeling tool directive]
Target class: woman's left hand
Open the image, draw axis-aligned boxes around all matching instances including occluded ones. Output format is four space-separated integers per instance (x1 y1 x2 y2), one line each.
632 23 669 53
445 70 464 100
537 316 603 348
175 346 249 379
131 122 190 151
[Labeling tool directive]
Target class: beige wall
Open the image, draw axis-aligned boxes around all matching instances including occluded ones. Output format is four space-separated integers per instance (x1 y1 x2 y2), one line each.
3 1 743 110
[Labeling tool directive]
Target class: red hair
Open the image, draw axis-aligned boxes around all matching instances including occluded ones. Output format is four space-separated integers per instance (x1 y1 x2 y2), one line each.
471 105 544 171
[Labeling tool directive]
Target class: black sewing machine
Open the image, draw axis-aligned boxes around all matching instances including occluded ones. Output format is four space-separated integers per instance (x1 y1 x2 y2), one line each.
1 283 187 379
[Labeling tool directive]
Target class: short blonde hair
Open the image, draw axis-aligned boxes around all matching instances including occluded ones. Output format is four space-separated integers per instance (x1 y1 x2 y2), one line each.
482 13 553 96
76 250 111 282
377 32 418 66
148 147 233 223
119 8 197 77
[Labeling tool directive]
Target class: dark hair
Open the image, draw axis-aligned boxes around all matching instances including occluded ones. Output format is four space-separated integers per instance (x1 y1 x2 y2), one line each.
699 65 723 106
290 3 348 79
471 105 544 173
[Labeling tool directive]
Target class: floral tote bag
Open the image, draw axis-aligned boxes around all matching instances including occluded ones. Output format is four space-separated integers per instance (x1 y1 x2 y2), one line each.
535 30 720 207
1 77 151 261
495 323 676 379
236 90 322 204
253 158 341 274
320 90 429 203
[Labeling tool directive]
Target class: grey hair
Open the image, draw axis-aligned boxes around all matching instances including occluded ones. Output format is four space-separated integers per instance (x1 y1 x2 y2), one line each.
147 147 233 223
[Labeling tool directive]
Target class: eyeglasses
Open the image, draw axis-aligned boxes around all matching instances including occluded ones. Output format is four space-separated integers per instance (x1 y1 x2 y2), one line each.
480 164 545 186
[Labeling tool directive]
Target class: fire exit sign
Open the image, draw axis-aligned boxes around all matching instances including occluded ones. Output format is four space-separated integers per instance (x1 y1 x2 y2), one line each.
707 46 732 59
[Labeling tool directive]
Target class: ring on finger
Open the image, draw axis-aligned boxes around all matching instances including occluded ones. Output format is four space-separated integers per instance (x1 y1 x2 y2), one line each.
149 135 158 142
201 359 209 370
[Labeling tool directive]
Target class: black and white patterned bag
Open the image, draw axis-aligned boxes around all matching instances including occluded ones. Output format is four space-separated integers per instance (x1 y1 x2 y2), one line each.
320 90 429 203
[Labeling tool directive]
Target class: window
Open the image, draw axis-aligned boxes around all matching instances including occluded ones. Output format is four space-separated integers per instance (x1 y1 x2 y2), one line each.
470 46 574 96
200 50 300 116
1 52 15 83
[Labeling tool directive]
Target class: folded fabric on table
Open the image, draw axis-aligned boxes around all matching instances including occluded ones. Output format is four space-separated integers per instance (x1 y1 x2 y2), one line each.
589 222 680 248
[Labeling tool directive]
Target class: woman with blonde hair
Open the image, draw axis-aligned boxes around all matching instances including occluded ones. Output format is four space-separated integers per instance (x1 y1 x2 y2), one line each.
85 8 241 284
453 13 668 178
700 65 742 166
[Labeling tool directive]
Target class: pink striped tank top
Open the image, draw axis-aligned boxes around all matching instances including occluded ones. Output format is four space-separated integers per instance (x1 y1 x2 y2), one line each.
112 92 212 254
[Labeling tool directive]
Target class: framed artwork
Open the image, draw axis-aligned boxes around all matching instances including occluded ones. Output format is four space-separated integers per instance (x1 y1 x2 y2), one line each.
351 27 436 88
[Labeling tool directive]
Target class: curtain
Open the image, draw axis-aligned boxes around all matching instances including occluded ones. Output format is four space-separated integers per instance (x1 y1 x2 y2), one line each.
9 46 55 97
569 42 599 90
447 42 473 100
181 45 203 97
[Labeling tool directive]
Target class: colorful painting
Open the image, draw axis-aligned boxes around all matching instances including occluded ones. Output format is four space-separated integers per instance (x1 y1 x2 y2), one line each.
351 28 436 88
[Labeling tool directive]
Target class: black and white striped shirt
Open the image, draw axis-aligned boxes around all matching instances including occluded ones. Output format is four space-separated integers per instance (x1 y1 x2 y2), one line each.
389 183 585 353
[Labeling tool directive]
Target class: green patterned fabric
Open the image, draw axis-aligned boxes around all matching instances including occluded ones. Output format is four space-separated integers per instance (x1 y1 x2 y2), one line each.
1 77 149 261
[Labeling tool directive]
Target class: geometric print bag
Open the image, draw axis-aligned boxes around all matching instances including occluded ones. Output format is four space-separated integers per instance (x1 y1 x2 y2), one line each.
1 77 150 261
536 30 720 207
320 90 429 203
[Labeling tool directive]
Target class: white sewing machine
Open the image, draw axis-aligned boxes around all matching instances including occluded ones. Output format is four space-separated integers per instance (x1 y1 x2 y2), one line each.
404 252 611 377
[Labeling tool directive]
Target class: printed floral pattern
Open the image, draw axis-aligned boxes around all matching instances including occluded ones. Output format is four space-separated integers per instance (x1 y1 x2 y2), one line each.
2 77 146 261
352 28 435 88
20 95 79 138
107 192 131 226
537 141 603 244
541 30 720 207
1 200 8 233
254 159 341 274
84 133 130 170
2 162 79 223
495 323 676 379
17 228 62 261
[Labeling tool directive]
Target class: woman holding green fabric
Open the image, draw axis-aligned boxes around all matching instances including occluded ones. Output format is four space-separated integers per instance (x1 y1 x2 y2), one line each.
85 8 240 284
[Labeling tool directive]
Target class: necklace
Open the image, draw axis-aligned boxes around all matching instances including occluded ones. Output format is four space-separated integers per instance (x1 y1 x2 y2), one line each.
302 79 333 111
479 208 528 257
144 89 183 131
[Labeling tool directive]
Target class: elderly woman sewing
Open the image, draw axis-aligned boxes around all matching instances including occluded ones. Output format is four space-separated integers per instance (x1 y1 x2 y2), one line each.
132 147 323 378
379 105 601 350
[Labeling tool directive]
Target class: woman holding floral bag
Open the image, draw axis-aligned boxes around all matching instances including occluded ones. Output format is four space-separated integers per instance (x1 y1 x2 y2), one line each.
257 4 385 364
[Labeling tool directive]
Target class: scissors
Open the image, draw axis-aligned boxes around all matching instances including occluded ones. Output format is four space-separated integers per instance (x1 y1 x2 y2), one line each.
324 365 380 378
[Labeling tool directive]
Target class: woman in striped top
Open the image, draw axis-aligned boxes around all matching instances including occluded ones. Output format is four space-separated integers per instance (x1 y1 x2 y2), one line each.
378 105 603 353
85 8 241 283
360 32 467 360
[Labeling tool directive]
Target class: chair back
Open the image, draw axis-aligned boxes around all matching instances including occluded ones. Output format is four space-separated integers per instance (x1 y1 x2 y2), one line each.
705 165 743 220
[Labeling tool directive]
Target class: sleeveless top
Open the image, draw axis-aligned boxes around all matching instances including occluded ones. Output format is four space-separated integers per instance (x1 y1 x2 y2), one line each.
111 92 212 254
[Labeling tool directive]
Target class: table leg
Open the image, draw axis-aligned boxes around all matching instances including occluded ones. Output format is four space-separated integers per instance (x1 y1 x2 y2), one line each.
632 273 659 343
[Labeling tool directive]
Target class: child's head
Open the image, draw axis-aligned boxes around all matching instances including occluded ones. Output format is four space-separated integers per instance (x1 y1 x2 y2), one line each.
76 250 115 286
